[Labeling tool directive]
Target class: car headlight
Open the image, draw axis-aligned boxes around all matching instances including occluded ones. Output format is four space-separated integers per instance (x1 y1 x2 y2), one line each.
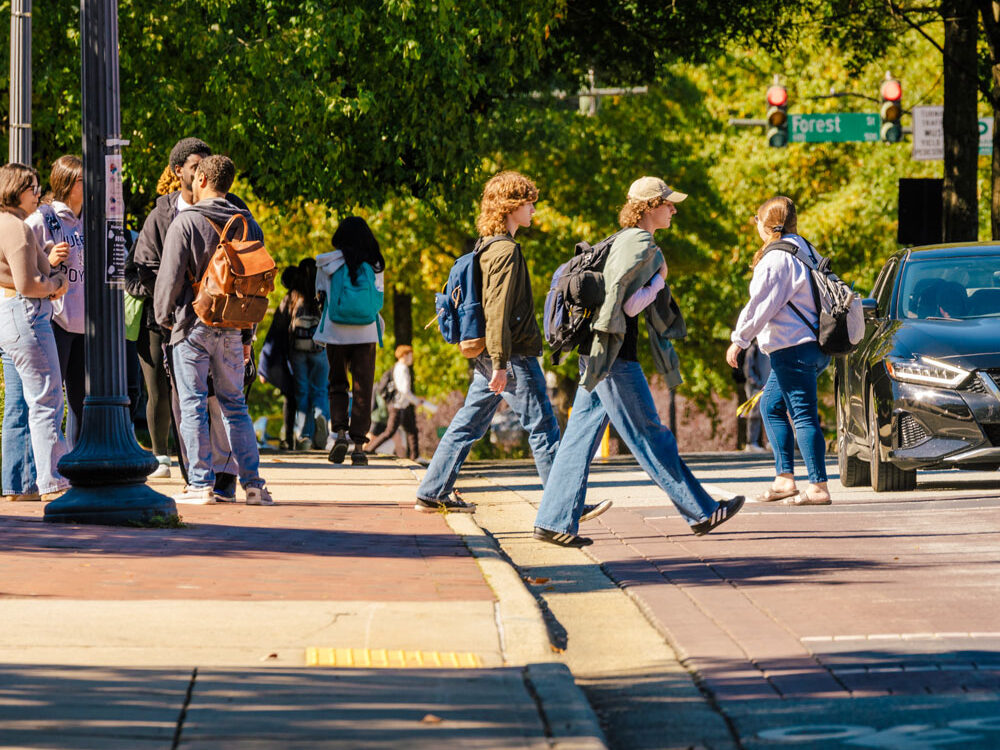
885 356 971 388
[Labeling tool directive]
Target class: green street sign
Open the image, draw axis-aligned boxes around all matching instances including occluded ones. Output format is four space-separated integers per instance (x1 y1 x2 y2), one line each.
789 113 880 143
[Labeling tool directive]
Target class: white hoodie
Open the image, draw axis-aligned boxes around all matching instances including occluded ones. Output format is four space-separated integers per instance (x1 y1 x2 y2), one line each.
25 201 85 334
731 233 821 355
313 249 384 346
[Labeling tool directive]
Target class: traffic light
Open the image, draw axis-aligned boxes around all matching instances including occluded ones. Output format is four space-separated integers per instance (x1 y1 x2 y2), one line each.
766 84 789 147
880 76 902 143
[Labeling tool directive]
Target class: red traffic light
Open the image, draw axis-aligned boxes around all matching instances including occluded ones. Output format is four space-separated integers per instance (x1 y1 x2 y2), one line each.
766 85 788 107
880 79 902 102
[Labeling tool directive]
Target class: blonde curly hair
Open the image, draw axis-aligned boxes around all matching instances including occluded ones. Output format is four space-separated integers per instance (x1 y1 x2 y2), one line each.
475 171 539 237
156 164 182 196
618 195 667 228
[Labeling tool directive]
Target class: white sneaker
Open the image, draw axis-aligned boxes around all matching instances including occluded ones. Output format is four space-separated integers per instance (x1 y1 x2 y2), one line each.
246 485 275 506
149 456 172 479
173 486 216 505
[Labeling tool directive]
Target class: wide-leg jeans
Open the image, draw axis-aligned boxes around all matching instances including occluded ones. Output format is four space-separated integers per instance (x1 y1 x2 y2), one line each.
0 295 68 495
1 352 37 495
534 357 718 535
417 354 559 501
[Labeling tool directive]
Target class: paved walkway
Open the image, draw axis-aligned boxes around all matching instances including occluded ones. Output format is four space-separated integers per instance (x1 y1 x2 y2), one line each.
0 456 605 749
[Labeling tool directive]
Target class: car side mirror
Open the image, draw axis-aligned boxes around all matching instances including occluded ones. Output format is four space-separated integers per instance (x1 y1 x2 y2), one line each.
862 297 878 320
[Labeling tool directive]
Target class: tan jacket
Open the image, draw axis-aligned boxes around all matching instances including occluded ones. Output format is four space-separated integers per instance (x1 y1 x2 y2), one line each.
0 208 64 298
480 236 542 370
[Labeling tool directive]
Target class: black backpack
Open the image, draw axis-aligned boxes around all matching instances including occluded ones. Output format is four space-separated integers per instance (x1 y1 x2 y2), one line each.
374 368 398 405
768 240 864 356
543 230 623 364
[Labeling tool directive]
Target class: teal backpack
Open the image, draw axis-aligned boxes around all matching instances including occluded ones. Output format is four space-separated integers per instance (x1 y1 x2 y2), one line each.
327 261 383 326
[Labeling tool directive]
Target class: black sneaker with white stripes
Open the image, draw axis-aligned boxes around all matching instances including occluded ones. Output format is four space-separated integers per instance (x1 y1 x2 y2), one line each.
414 494 476 513
691 496 745 536
533 526 593 547
579 499 613 523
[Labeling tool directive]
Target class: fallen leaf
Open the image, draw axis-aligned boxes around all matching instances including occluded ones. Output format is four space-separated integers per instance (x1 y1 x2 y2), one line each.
421 713 443 724
260 653 278 661
550 644 565 654
523 576 550 585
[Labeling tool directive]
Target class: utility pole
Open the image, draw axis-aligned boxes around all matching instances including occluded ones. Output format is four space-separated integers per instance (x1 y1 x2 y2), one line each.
8 0 31 163
45 0 174 525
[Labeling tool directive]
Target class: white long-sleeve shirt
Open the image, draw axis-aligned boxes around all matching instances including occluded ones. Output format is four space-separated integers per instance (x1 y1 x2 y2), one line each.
623 272 665 317
731 234 819 355
392 359 421 409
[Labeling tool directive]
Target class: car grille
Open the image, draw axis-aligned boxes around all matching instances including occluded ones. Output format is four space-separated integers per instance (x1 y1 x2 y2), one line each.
898 413 930 449
983 424 1000 447
964 376 988 394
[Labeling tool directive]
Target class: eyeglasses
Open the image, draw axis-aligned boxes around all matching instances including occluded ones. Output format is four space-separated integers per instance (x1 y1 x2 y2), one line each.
29 184 40 196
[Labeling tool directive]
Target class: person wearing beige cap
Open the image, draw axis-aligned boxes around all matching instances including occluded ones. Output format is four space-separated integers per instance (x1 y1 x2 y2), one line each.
533 176 744 547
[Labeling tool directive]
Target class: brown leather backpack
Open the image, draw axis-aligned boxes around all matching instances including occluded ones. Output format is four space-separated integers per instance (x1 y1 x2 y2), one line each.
192 213 275 328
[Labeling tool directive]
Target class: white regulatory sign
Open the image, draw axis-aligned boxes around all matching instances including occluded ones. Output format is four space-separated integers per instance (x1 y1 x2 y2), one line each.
912 105 992 160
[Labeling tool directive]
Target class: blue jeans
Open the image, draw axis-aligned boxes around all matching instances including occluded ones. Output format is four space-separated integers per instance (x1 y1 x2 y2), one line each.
290 348 330 440
0 296 68 494
1 352 37 495
760 340 830 484
535 357 718 535
417 353 559 501
172 324 263 490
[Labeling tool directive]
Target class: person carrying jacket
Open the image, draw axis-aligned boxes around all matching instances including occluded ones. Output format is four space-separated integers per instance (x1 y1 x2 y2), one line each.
414 171 560 513
153 154 273 507
533 177 744 546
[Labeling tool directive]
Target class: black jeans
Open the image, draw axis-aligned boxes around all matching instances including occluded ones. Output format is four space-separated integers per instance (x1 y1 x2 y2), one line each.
52 323 85 447
326 342 376 445
367 404 419 459
136 317 171 456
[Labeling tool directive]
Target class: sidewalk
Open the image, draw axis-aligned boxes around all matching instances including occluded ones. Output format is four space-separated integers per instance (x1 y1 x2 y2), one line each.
0 455 605 749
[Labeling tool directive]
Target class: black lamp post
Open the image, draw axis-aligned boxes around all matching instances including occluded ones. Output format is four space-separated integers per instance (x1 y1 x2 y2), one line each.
44 0 175 524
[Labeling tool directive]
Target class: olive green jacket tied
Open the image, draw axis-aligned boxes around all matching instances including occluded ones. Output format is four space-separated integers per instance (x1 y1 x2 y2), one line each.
581 227 685 390
480 236 542 371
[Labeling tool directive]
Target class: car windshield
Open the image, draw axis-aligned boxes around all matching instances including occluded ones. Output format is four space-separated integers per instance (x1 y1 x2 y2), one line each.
898 255 1000 320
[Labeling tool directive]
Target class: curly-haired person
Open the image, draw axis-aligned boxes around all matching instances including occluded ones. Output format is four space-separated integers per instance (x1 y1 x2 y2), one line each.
414 171 561 513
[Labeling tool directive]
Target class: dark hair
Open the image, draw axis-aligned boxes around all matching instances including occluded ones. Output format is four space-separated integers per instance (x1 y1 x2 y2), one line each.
49 155 82 203
195 155 235 193
0 162 39 209
169 137 211 170
331 216 384 282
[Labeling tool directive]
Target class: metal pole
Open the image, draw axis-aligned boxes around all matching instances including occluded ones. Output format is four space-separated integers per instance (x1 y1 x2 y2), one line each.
8 0 31 163
45 0 174 525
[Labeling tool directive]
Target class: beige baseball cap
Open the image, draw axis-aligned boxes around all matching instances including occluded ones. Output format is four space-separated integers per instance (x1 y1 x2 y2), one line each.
627 176 688 203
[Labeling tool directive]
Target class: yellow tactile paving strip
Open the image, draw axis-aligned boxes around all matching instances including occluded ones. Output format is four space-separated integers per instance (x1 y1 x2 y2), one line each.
306 647 482 669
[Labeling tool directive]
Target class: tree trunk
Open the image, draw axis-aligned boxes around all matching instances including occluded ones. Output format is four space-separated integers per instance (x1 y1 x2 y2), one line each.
392 290 412 347
981 2 1000 238
942 0 980 242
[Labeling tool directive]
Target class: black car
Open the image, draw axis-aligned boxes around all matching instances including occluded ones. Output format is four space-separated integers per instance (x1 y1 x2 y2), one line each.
836 244 1000 491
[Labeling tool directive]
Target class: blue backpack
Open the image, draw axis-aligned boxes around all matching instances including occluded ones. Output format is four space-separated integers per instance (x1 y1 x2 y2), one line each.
433 236 507 357
327 262 383 326
544 230 622 364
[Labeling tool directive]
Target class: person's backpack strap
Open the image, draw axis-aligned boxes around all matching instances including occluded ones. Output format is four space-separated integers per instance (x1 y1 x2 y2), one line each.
767 240 821 336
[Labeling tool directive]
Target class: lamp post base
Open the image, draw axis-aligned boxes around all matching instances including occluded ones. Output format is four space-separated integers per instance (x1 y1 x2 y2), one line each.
44 399 176 525
44 483 177 526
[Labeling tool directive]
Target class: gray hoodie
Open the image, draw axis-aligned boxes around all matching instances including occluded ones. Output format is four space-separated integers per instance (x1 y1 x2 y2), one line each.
25 201 85 334
153 197 263 345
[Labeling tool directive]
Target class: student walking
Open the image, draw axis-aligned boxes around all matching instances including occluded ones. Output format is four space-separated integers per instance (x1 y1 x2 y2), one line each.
288 260 330 450
742 340 770 453
726 195 831 506
26 155 85 448
533 177 744 546
366 344 427 460
314 216 385 466
0 163 70 499
415 171 560 513
153 155 273 506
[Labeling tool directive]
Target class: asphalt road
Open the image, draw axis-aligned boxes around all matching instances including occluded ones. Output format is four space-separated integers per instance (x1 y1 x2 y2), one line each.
474 453 1000 750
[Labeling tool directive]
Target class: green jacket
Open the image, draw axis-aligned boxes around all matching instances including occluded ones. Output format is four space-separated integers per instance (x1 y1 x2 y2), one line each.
581 227 682 390
480 236 542 370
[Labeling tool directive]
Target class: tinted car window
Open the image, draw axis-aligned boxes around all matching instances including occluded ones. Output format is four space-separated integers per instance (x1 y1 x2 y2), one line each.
870 258 897 315
899 255 1000 320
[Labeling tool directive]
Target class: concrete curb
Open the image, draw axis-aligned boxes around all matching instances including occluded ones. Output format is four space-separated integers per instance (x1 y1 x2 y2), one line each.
399 459 609 750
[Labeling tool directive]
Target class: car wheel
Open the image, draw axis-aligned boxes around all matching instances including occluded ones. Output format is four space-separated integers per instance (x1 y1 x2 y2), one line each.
868 390 917 492
837 391 869 487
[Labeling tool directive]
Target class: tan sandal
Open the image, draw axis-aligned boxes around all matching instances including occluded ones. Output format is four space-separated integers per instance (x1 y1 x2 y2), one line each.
753 487 798 503
781 492 831 506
